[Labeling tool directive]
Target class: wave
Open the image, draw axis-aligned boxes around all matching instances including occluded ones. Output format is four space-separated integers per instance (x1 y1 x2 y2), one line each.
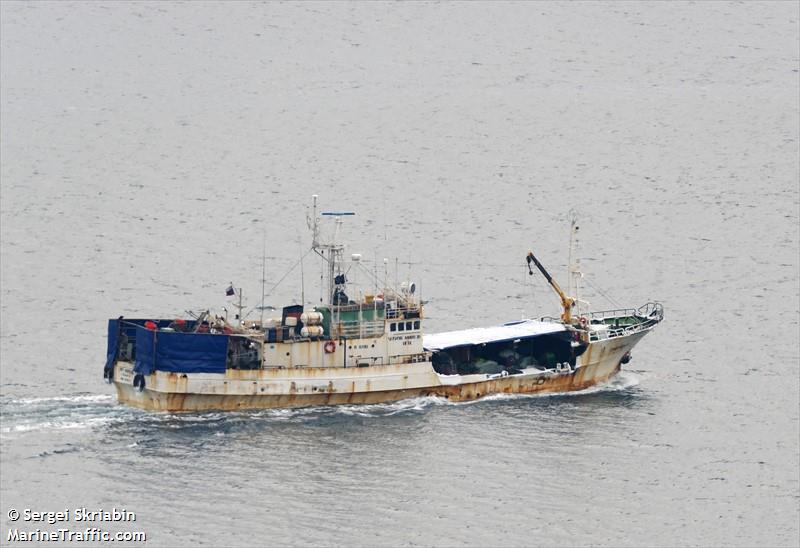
5 394 114 405
4 417 118 434
240 371 643 420
0 392 125 437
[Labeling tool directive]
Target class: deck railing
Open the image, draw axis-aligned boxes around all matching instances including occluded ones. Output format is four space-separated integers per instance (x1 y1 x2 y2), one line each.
586 302 663 341
331 320 385 339
540 302 664 342
587 302 663 322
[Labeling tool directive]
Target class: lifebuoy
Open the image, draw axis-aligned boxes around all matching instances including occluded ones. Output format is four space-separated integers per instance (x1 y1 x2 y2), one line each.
133 374 146 392
324 341 336 354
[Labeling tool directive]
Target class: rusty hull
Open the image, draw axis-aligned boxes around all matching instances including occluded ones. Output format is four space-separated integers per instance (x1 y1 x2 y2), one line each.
114 362 621 412
113 331 647 412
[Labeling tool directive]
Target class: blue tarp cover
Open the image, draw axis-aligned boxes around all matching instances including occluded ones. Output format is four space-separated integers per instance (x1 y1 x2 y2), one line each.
109 318 177 369
106 319 120 371
134 326 156 375
154 329 228 374
131 323 228 375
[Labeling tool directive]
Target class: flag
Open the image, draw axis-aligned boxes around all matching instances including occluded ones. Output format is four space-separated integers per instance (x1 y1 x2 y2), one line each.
226 284 235 296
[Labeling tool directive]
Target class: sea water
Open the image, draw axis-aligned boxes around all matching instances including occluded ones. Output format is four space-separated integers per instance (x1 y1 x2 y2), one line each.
1 2 798 546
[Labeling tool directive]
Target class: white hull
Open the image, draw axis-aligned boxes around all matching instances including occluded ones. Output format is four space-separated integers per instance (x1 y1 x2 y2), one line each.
112 332 647 412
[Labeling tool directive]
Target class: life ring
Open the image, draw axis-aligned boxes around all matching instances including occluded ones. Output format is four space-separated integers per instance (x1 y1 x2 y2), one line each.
324 341 336 354
133 374 146 392
579 316 588 329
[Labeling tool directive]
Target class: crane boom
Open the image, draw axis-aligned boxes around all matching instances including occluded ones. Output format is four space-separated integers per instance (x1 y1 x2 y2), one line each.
526 250 575 324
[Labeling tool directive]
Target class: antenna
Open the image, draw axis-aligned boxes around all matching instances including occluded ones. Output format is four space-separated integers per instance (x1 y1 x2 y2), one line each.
567 209 581 316
300 249 305 307
260 231 266 326
319 253 324 304
310 194 320 249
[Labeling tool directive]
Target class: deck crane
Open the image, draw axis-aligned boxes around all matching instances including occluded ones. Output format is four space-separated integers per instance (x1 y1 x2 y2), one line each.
526 250 576 325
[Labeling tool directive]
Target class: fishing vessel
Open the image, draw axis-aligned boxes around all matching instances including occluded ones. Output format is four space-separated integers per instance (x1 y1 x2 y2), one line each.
104 197 663 412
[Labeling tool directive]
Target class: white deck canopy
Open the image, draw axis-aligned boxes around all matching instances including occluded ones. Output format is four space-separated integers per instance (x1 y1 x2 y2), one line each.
423 319 567 351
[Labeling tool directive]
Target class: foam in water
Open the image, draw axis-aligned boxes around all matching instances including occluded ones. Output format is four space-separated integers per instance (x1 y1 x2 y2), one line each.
8 394 114 405
0 393 127 437
242 371 643 421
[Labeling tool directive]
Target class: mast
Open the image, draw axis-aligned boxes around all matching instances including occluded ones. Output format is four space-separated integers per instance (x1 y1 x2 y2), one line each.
300 250 305 306
309 195 354 306
383 258 389 295
567 210 582 317
231 287 245 322
260 232 266 325
310 194 320 249
329 218 343 305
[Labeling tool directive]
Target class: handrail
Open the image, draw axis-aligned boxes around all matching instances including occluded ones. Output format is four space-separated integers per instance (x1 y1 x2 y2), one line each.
539 302 664 342
587 303 663 341
584 302 663 322
588 321 653 341
332 320 385 339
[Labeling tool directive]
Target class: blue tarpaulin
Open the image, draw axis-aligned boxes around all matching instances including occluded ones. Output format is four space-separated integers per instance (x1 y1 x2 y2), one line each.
134 326 156 375
128 323 228 375
106 319 120 371
153 330 228 374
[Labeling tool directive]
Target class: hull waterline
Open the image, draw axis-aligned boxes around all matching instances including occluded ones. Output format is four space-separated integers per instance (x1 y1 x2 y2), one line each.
112 331 643 412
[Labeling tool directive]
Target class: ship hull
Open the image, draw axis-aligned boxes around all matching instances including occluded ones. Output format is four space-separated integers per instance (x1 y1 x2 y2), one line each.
112 331 646 412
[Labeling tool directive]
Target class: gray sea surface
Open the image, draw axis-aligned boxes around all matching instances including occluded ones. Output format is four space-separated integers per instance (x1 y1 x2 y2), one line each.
1 1 798 547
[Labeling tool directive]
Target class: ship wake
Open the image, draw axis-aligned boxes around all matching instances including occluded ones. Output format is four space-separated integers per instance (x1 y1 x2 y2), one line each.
0 393 127 436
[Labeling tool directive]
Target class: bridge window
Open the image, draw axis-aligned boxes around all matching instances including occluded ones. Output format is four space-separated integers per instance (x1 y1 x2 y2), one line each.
406 321 413 331
414 320 420 330
398 322 405 332
390 322 396 332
